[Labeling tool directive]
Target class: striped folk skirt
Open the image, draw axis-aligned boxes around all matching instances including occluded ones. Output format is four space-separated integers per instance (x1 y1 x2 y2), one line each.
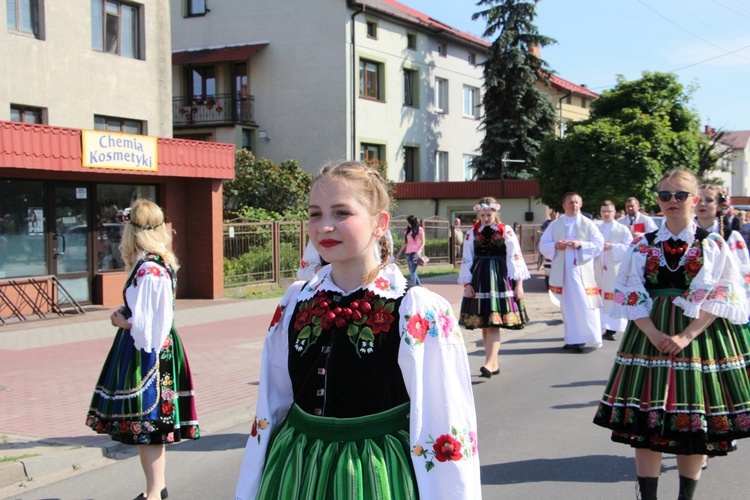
593 289 750 456
459 256 527 330
257 403 416 500
85 326 200 445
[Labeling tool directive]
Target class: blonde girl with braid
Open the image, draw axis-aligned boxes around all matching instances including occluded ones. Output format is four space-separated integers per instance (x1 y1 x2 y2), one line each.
86 199 199 500
236 161 481 499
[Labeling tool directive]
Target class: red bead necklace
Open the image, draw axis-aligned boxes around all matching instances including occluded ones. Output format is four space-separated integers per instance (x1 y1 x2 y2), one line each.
661 240 687 256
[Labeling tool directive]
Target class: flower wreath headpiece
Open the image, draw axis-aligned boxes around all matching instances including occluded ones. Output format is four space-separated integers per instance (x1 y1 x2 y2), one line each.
473 202 501 212
121 208 165 230
716 188 730 206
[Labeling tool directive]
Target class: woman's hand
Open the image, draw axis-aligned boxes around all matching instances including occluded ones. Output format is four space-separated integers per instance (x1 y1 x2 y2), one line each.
660 334 693 356
463 284 475 298
514 284 524 300
110 309 131 329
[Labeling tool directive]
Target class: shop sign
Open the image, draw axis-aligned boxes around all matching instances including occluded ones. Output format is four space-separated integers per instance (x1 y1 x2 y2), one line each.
82 131 158 171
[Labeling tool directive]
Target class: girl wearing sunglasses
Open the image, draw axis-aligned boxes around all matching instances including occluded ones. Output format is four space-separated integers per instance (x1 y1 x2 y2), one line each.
594 169 750 500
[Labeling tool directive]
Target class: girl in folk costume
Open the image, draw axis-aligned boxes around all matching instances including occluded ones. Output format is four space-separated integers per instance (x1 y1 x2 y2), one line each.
86 200 199 500
595 200 633 342
539 192 605 352
458 197 529 378
695 184 750 301
235 161 481 499
593 169 750 500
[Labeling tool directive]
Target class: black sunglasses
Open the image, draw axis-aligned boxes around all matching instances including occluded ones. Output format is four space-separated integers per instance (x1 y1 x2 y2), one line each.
657 191 692 203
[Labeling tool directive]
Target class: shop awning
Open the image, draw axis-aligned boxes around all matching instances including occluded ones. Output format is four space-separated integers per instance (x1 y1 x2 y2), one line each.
172 42 269 66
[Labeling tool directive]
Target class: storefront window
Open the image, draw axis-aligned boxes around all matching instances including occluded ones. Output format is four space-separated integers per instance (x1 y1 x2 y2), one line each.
0 180 46 278
95 184 156 271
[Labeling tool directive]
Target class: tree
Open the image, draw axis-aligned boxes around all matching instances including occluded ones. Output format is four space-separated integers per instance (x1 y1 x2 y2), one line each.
223 150 312 219
536 72 703 212
697 128 733 184
471 0 557 180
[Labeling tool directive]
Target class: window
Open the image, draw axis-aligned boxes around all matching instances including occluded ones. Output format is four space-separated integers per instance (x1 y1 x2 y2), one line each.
581 98 588 109
435 151 449 181
91 0 139 59
403 146 418 182
403 68 418 107
0 180 45 278
6 0 42 38
360 143 383 162
406 33 416 50
435 78 448 113
468 52 476 65
463 85 480 118
463 155 475 181
241 129 253 151
359 59 382 100
94 115 142 134
190 66 216 97
437 41 447 57
10 105 43 124
366 20 377 38
95 184 156 271
186 0 206 16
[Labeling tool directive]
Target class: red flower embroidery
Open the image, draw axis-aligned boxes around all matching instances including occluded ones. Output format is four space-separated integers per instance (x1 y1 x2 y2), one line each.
269 305 283 329
366 305 395 334
711 415 730 433
294 307 314 331
645 258 660 276
712 285 728 301
406 314 429 342
633 236 644 246
161 401 174 416
433 434 463 462
250 418 258 437
674 414 690 431
374 277 390 290
119 421 130 434
627 292 639 306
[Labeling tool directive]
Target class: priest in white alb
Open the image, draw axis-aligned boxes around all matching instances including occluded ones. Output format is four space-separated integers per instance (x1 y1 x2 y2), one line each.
594 200 633 342
540 192 604 352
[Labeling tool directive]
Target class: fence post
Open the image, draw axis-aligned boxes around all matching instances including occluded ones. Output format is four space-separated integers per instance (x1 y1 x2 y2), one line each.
272 222 281 286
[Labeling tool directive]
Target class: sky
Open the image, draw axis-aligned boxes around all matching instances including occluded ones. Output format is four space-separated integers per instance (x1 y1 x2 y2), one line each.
402 0 750 131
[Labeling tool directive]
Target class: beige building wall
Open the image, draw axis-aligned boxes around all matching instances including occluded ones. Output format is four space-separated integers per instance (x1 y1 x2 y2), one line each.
396 197 548 229
353 14 485 182
170 0 348 171
1 1 173 136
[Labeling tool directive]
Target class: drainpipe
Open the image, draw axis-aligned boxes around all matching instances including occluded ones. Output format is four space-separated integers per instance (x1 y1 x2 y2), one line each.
349 2 365 159
558 91 572 138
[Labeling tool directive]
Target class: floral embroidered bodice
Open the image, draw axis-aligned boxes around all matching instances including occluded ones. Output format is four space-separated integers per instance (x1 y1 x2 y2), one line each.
472 222 507 258
642 227 709 290
287 283 409 418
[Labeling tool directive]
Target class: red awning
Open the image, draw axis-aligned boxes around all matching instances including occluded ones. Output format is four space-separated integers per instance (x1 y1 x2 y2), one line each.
172 43 268 66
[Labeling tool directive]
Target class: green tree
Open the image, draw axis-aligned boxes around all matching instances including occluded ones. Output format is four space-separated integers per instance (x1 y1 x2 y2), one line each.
537 72 703 212
223 150 312 219
471 0 557 179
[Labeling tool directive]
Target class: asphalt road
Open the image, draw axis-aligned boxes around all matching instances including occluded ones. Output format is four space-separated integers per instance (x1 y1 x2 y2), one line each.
4 320 748 499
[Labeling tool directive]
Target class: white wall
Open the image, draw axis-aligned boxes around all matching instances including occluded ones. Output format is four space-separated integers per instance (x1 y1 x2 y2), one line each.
2 1 173 136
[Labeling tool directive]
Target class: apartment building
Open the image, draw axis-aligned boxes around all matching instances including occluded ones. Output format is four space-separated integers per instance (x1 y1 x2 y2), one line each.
1 0 234 307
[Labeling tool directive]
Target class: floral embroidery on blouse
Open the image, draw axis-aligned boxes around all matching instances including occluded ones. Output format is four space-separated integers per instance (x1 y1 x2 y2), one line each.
613 289 650 307
412 427 478 472
250 415 269 444
292 290 395 357
403 305 460 345
269 305 284 329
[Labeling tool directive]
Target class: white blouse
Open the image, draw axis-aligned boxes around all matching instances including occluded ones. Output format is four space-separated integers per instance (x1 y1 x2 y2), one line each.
124 259 174 353
458 222 530 284
610 221 747 324
236 264 481 499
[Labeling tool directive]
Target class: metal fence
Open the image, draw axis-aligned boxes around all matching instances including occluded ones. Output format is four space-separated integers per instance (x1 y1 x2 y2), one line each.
222 219 541 288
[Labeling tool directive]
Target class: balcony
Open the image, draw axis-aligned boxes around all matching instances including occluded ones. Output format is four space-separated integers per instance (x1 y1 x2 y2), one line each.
173 94 255 127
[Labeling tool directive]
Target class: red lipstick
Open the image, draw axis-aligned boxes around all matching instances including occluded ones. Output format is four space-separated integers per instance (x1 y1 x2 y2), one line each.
319 239 341 248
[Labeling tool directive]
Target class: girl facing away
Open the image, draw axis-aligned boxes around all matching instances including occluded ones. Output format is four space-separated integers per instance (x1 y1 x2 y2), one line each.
235 161 481 499
593 169 750 500
85 199 199 500
458 197 529 378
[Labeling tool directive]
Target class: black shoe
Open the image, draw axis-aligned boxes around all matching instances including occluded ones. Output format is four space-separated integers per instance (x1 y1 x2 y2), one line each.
573 344 584 353
491 369 500 375
479 366 492 378
602 332 618 341
133 487 168 500
562 344 573 350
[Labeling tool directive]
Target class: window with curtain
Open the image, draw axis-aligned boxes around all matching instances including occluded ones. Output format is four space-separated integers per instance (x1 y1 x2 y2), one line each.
6 0 42 38
91 0 139 59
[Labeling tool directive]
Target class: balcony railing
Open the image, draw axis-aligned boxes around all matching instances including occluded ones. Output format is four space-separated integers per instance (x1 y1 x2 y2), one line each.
173 93 255 126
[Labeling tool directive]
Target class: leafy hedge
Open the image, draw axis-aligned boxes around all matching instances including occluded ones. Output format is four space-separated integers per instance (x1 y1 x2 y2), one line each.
224 241 300 285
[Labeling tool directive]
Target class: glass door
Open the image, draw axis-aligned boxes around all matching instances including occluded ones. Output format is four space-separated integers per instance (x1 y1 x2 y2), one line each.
50 184 91 302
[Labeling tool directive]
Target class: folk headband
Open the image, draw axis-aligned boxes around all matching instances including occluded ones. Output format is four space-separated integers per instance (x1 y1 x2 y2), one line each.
473 203 500 212
122 208 165 230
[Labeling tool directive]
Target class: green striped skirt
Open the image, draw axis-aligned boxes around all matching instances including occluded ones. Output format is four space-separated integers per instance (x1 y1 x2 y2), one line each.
593 289 750 456
257 403 416 500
